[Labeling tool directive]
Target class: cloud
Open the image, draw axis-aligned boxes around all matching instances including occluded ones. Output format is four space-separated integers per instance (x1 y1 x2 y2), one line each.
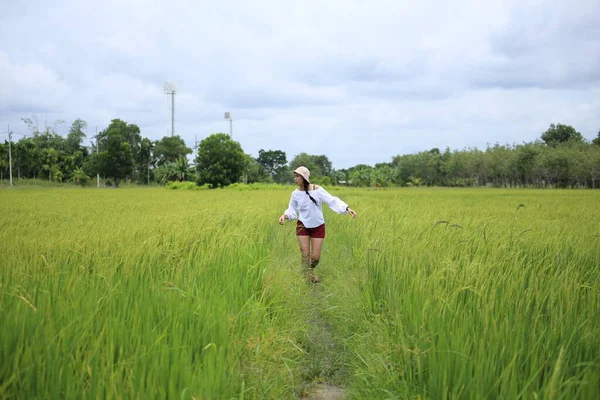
0 52 70 114
1 0 599 167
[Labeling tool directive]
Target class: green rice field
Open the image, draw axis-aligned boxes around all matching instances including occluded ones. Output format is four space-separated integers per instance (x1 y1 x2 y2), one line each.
1 186 599 399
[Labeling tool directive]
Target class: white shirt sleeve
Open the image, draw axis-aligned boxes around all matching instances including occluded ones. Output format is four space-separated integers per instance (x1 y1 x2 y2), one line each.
317 187 348 214
283 194 298 221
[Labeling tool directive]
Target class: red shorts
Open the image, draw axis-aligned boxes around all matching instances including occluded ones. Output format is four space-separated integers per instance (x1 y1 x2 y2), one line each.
296 221 326 238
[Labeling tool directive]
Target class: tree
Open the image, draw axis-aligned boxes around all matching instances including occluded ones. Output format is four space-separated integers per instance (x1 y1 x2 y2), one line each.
14 138 41 179
65 119 88 155
86 119 139 187
592 130 600 146
408 176 423 187
138 137 155 184
332 169 347 185
195 133 245 188
349 165 373 187
22 115 65 138
393 154 422 185
312 155 333 177
241 154 262 184
22 115 66 180
42 148 59 182
155 156 194 183
173 156 194 182
371 164 396 187
515 143 539 186
257 149 287 182
155 163 178 184
289 152 319 176
154 135 192 165
70 167 90 186
541 123 584 147
289 153 333 180
0 142 8 180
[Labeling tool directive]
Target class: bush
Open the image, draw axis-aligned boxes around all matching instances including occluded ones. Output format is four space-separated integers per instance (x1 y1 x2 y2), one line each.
164 181 289 191
0 178 70 188
165 181 210 190
71 168 90 187
311 176 332 186
225 183 287 191
52 170 64 183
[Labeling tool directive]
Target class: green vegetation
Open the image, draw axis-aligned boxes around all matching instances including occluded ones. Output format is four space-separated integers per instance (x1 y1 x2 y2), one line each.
2 117 599 189
85 119 141 187
194 133 245 188
322 188 600 398
1 187 599 398
0 186 307 398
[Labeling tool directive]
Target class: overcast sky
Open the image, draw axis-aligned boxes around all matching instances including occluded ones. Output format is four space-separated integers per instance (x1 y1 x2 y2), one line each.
1 0 599 168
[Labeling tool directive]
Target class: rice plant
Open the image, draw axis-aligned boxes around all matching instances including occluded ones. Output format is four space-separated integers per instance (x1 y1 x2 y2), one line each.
1 187 598 399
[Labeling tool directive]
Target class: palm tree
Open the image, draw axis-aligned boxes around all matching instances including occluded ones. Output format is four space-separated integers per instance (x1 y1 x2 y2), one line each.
174 156 194 182
155 163 177 184
155 157 194 184
71 167 90 186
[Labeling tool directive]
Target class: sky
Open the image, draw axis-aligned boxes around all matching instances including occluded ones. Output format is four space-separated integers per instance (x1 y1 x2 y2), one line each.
1 0 599 169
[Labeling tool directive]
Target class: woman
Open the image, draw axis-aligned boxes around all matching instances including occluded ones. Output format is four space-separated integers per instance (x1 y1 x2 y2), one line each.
278 166 357 282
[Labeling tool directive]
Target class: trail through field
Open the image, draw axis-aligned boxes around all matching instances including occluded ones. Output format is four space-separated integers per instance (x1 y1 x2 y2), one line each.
302 384 345 400
299 284 346 400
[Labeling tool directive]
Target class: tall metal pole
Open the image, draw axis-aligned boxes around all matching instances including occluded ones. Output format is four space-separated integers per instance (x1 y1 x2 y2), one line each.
164 83 176 137
96 127 100 188
16 138 20 180
8 125 13 187
171 91 175 137
224 112 233 138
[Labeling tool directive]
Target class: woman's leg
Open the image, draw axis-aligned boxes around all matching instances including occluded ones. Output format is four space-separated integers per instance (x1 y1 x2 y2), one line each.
309 237 324 282
297 235 311 268
310 237 324 266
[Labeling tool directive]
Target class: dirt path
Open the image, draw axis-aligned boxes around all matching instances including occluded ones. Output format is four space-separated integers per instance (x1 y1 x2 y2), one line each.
298 284 347 399
302 384 345 400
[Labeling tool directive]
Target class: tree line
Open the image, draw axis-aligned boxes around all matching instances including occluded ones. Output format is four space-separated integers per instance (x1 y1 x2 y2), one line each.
1 117 599 188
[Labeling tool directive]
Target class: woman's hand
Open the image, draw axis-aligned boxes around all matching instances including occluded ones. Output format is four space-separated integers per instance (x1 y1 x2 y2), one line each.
347 208 357 219
278 214 286 225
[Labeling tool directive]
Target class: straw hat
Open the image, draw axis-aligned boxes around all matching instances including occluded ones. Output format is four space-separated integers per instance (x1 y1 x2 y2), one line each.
294 166 310 183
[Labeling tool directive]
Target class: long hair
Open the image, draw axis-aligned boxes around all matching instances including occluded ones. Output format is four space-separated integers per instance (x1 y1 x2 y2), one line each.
302 178 318 205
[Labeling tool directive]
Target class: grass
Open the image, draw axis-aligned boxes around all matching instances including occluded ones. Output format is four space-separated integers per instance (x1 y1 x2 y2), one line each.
0 187 599 399
0 187 309 398
322 188 600 399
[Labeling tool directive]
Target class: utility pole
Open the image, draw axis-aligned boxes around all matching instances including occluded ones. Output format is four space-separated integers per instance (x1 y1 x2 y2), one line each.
16 138 20 180
224 112 233 138
172 91 175 137
96 127 100 187
164 83 176 136
8 125 13 186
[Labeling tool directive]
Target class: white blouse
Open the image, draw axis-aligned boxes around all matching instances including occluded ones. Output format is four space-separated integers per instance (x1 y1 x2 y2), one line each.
283 186 349 228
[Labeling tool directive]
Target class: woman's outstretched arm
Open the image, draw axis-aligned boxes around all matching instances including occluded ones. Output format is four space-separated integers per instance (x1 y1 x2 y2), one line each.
279 196 298 224
318 187 357 218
